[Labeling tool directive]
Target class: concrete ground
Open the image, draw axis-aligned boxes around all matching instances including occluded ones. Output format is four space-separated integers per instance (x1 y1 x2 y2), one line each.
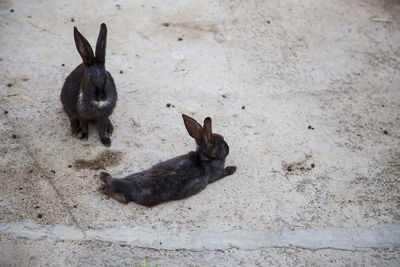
1 0 399 266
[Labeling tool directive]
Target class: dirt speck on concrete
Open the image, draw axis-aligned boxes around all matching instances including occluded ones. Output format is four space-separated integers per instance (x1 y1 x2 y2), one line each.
283 155 314 175
73 150 123 170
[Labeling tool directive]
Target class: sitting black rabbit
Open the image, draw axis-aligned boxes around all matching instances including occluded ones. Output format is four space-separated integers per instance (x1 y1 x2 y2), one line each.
60 23 117 146
99 114 237 207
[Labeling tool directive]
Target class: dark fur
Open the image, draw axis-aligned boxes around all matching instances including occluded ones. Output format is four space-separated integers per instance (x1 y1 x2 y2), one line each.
99 114 237 207
60 23 117 146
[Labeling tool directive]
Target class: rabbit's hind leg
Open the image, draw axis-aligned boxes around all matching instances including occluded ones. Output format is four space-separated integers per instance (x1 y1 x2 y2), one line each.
98 184 128 204
100 172 113 185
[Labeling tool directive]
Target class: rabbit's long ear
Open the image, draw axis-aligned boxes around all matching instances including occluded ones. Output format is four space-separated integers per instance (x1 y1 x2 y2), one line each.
95 23 107 64
203 117 212 145
74 27 95 66
182 114 203 142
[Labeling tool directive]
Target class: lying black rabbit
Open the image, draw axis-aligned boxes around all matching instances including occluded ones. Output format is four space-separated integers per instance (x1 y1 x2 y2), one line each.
60 23 117 146
99 114 237 207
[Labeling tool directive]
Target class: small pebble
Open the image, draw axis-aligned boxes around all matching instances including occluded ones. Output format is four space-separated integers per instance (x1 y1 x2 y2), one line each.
119 70 123 74
166 103 171 108
177 37 183 41
267 20 271 24
242 106 246 110
162 22 170 27
311 163 315 168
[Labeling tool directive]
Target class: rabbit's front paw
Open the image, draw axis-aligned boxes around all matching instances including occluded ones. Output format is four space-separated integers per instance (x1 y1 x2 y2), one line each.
80 132 88 140
101 137 111 147
225 166 237 175
72 128 83 139
107 121 114 136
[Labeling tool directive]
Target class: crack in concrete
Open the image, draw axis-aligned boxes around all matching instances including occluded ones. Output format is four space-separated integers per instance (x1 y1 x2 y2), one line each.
3 114 87 238
1 221 399 251
23 144 87 238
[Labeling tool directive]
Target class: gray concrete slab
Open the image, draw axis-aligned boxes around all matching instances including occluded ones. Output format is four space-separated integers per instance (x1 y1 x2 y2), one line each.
1 221 400 251
1 236 399 266
1 0 399 265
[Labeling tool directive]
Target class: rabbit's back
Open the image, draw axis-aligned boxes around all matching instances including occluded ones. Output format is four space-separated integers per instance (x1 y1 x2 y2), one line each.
122 152 209 205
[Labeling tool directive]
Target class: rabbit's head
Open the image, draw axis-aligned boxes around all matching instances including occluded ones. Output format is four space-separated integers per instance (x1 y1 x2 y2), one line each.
74 23 112 103
182 114 230 161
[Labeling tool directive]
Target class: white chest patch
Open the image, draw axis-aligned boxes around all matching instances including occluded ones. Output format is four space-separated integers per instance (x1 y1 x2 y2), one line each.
79 91 110 109
92 100 110 108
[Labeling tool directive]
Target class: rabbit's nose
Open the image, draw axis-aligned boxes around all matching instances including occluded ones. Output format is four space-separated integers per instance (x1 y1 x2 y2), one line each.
95 89 106 101
99 91 107 101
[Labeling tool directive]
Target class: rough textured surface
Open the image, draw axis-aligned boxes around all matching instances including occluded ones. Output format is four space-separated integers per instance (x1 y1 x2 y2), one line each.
1 236 399 267
1 221 400 251
1 0 399 265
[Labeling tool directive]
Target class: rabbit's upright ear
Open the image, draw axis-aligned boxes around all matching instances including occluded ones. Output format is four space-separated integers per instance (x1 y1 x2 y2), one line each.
95 23 107 64
74 27 95 66
182 114 203 142
203 117 212 145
